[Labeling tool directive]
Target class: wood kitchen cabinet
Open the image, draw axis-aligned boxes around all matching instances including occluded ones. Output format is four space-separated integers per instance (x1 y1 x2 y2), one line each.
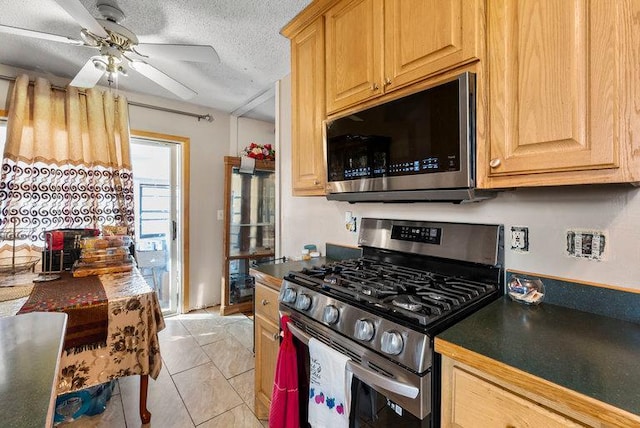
325 0 383 113
440 355 588 427
290 18 327 196
251 272 281 419
481 0 640 188
325 0 482 114
436 338 639 427
284 0 482 196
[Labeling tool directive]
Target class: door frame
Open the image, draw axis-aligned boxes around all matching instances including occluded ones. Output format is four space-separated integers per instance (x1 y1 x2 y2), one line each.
131 129 191 314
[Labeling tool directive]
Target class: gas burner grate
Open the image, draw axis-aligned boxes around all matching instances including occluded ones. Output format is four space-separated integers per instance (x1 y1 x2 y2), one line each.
286 257 499 327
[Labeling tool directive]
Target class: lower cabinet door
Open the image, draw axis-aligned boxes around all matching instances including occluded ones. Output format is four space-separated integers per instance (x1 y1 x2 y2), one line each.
254 313 280 419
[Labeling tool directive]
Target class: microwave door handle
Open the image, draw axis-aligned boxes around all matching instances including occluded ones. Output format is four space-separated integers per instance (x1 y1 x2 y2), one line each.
287 322 419 399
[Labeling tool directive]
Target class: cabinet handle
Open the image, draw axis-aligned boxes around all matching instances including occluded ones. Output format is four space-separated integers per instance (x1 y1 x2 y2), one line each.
489 158 502 168
272 333 280 340
371 82 379 91
261 299 269 306
313 180 319 185
384 77 392 86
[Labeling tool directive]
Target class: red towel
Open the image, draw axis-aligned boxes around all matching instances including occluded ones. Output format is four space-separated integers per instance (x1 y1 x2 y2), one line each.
269 315 299 428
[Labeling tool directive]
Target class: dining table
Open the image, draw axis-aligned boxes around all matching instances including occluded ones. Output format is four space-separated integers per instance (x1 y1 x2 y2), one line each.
0 268 165 424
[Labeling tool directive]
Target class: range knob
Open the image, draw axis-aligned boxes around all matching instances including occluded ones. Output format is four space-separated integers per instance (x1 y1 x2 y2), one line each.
322 305 339 325
380 331 404 355
295 293 312 311
281 287 297 304
354 319 375 341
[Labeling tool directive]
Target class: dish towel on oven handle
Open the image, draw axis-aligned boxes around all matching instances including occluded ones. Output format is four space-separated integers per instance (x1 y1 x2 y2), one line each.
269 315 299 428
308 337 353 428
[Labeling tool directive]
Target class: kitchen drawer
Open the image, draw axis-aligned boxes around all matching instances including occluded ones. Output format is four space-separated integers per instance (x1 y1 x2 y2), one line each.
255 282 279 322
446 365 585 427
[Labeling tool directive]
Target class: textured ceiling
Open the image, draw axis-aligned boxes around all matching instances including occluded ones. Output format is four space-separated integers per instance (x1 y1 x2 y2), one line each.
0 0 311 122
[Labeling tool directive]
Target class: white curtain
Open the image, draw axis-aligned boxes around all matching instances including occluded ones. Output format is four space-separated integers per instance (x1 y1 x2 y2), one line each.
0 74 134 255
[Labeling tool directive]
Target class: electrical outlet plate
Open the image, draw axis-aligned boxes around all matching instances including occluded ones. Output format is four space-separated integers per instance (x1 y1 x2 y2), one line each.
510 226 529 252
567 230 606 260
345 211 357 232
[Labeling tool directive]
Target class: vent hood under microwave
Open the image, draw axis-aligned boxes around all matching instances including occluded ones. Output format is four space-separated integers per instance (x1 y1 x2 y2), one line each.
324 72 496 203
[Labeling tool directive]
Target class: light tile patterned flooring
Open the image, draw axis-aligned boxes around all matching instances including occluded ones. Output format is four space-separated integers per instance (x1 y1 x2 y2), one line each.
63 306 267 427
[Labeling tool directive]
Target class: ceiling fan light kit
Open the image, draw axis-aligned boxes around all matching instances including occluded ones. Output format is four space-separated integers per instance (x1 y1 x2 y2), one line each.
0 0 219 99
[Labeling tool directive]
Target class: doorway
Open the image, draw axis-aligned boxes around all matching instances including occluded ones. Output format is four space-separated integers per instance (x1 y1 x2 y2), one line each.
130 134 187 315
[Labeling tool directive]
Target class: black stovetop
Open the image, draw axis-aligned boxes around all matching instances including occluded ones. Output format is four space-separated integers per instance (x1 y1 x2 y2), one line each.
286 256 502 331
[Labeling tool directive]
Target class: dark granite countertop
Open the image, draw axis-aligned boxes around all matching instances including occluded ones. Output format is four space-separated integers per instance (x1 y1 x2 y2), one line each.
250 257 333 282
1 312 67 427
437 296 640 417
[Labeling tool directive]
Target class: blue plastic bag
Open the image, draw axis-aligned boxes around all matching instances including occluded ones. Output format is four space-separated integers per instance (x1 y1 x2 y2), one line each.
54 381 115 424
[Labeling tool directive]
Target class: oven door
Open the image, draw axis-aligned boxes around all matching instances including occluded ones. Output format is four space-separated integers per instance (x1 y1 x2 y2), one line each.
286 317 433 428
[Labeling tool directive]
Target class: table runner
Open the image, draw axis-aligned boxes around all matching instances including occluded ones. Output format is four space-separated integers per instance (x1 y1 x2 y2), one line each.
17 273 108 350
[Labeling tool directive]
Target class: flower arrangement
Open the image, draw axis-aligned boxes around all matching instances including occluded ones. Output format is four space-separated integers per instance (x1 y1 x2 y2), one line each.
243 142 275 161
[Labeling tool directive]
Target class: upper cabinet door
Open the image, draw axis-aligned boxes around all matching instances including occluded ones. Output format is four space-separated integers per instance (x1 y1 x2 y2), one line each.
486 0 618 180
325 0 384 113
291 19 327 196
384 0 481 92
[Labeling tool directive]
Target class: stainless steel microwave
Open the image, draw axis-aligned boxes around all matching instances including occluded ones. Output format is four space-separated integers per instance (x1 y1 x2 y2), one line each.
324 72 495 203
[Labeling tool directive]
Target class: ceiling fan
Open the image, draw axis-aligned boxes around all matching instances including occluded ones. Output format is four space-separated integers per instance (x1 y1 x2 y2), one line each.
0 0 220 99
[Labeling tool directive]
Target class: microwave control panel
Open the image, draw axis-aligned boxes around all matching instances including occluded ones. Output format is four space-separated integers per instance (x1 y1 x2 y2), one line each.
391 225 442 245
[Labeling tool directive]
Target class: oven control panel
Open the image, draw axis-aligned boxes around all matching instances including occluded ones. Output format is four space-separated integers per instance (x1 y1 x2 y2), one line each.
391 225 441 245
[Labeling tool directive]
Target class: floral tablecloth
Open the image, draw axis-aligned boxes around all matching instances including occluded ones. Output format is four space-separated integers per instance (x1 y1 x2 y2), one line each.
0 269 165 394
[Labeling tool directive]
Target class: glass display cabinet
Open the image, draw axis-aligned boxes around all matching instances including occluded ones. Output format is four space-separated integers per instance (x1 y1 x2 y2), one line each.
220 156 275 315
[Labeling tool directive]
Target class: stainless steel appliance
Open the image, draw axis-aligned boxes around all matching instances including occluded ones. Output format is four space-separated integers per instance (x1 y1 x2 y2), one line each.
324 72 496 203
279 218 504 427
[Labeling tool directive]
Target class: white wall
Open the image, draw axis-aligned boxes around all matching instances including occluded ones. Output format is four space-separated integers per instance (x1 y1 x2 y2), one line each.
233 117 276 157
278 74 640 291
0 64 252 310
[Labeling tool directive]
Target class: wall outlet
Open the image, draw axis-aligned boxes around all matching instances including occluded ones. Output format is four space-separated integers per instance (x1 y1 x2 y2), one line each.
217 209 224 221
345 211 357 233
567 230 606 260
510 226 529 252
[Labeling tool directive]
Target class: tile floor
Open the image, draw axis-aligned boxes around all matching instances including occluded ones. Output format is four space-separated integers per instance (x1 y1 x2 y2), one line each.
62 306 267 428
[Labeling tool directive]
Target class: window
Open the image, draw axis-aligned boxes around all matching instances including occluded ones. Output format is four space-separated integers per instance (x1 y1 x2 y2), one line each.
138 183 171 239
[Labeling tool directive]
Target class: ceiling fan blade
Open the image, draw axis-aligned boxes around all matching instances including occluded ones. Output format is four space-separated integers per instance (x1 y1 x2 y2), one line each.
55 0 108 38
135 44 220 63
69 57 104 88
129 60 196 99
0 24 83 45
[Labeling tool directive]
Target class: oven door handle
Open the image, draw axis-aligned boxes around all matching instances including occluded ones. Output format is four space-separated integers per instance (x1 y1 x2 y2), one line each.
287 322 419 399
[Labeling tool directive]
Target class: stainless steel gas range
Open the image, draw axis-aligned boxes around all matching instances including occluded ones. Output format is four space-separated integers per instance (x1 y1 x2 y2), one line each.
279 218 504 427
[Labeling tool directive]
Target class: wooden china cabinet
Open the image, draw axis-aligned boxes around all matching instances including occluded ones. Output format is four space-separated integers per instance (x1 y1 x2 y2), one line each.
220 156 275 316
